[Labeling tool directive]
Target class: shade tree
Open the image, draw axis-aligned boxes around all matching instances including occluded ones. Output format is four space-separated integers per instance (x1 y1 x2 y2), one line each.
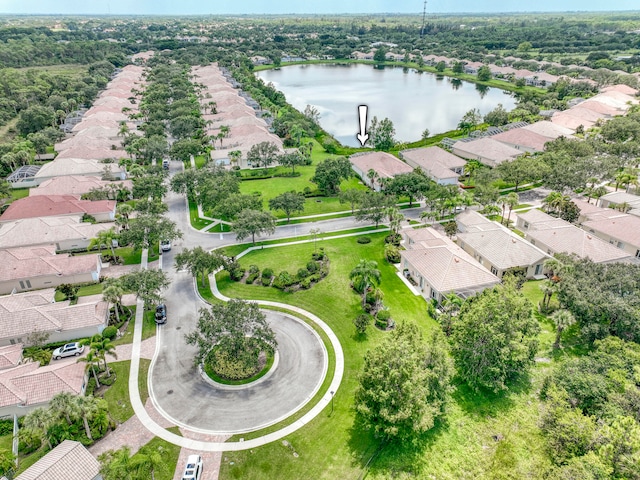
232 209 276 245
268 191 305 222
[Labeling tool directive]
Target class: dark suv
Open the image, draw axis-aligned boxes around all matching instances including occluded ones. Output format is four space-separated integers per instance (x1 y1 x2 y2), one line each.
155 304 167 324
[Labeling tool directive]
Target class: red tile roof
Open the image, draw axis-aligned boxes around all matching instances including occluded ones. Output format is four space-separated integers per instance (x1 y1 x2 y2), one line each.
0 196 115 222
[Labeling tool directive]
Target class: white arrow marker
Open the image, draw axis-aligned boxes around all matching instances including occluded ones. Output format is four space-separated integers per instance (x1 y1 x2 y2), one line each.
356 105 369 147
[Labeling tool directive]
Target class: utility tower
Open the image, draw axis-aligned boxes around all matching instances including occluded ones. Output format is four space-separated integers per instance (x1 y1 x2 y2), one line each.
420 0 428 38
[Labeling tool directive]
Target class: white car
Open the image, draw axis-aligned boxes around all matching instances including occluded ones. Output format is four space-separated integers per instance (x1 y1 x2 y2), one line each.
181 454 203 480
52 342 84 360
160 239 172 252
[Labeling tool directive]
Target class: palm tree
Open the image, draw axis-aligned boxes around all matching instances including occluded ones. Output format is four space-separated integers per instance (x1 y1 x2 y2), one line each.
100 446 135 480
616 201 631 213
366 169 379 191
115 204 133 232
498 196 508 224
76 396 102 440
539 279 556 312
23 407 54 450
551 309 576 349
349 260 381 305
464 160 481 184
103 283 125 325
386 207 404 235
133 448 167 480
229 150 242 168
79 349 102 388
90 338 118 377
544 257 564 282
439 293 463 336
542 191 563 214
88 228 118 261
504 192 519 226
420 209 437 225
49 392 80 426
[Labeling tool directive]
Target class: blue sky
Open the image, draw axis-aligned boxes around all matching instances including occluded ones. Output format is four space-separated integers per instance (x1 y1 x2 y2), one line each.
0 0 638 15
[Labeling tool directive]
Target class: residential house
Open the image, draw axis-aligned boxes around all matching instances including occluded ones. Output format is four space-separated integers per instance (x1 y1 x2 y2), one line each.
581 212 640 259
598 191 640 217
451 137 521 167
30 176 133 198
399 146 466 185
0 216 116 251
455 210 549 278
520 121 574 140
0 246 101 295
0 288 108 347
0 344 23 371
401 227 500 302
491 128 551 153
14 440 101 480
31 158 126 187
0 196 116 223
516 209 632 263
349 151 413 191
0 362 88 418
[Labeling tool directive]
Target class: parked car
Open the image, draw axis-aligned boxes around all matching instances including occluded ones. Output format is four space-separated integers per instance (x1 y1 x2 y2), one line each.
155 304 167 324
162 159 170 169
181 455 203 480
52 342 84 360
160 239 172 252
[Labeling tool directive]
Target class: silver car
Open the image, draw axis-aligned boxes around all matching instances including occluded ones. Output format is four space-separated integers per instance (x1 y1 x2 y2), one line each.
52 342 84 360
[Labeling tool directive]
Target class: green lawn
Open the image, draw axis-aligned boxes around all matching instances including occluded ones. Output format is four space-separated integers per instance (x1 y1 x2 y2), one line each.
10 188 29 201
216 235 557 479
103 359 151 425
111 308 157 346
189 198 214 229
194 154 207 169
54 282 104 302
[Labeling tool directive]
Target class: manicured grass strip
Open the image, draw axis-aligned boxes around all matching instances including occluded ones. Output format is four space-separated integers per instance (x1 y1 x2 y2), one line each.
217 225 386 258
189 198 213 229
103 359 151 424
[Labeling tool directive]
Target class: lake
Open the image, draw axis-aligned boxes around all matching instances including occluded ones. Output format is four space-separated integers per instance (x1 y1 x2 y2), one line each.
256 63 517 147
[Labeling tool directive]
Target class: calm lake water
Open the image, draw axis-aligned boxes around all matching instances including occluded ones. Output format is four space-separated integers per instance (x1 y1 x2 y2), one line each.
256 63 517 147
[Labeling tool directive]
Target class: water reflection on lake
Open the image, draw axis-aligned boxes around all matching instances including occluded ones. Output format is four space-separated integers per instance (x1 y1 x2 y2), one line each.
256 63 517 147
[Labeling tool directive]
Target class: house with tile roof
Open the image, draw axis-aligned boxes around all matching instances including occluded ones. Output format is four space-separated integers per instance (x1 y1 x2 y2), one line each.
582 213 640 259
455 210 549 278
0 195 116 223
451 137 521 167
520 121 575 140
400 227 500 303
399 146 466 185
598 191 640 217
0 361 88 418
516 210 632 263
0 344 23 371
349 151 413 191
14 440 100 480
491 128 551 153
30 176 132 198
0 246 101 295
31 158 126 187
0 288 108 347
0 216 115 251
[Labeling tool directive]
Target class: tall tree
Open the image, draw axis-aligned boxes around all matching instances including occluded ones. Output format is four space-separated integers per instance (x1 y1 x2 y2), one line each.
355 192 394 228
369 116 396 151
551 309 576 349
354 324 453 442
232 209 276 245
311 157 352 195
246 141 280 168
88 227 118 260
384 172 432 207
174 246 224 287
119 214 182 251
349 259 381 306
451 280 540 392
339 188 365 213
268 191 305 222
119 269 170 308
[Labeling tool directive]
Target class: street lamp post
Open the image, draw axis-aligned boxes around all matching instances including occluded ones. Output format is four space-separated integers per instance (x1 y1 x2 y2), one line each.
330 390 335 415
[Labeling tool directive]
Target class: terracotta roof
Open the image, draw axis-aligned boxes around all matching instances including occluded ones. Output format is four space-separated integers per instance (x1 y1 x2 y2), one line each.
492 128 551 152
521 121 575 139
15 440 100 480
0 344 22 371
349 151 413 179
452 137 521 166
0 216 116 249
31 176 132 197
0 288 107 342
34 158 123 179
401 228 500 294
578 99 623 116
0 246 99 283
1 196 115 222
56 146 127 160
550 111 596 131
602 84 638 96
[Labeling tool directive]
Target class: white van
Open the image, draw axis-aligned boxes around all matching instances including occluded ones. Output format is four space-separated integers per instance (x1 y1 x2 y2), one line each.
181 455 203 480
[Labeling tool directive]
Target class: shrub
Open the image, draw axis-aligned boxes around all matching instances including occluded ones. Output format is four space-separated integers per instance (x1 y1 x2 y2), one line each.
306 261 319 273
102 326 118 340
354 314 372 334
377 310 391 322
273 271 296 289
23 347 52 365
300 277 313 289
246 272 260 284
262 268 274 279
99 374 116 386
210 349 259 380
318 266 329 278
297 268 309 279
248 264 260 274
261 276 272 286
363 303 373 313
385 233 402 246
303 186 312 196
18 429 41 455
311 247 326 261
0 419 12 436
229 267 245 281
357 236 371 244
365 292 376 305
